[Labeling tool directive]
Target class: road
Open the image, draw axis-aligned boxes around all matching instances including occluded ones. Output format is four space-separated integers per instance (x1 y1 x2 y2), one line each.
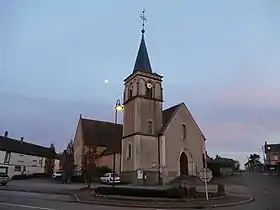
0 173 279 210
0 190 148 210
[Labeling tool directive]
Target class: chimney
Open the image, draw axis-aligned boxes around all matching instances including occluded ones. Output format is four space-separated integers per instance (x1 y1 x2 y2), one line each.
4 131 8 138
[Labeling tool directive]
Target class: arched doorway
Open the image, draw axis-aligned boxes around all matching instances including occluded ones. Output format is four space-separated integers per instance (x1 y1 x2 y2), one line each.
180 152 189 175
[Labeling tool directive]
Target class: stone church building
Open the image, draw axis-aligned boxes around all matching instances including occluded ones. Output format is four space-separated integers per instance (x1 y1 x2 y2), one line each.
73 28 206 185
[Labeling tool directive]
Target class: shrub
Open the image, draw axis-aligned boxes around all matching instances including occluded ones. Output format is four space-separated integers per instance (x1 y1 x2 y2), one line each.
95 186 181 198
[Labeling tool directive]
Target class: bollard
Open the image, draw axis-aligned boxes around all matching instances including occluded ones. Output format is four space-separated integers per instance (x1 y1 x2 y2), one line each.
217 184 226 196
188 186 196 198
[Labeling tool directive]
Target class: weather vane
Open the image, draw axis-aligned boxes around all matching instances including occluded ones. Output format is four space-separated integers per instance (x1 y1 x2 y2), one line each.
140 9 147 34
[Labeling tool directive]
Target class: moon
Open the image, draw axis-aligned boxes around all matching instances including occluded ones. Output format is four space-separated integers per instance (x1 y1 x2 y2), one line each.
104 79 109 83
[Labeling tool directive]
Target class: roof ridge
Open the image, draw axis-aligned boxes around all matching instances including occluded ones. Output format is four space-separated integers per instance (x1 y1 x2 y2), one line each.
0 136 50 149
161 103 182 133
163 103 182 112
81 117 123 126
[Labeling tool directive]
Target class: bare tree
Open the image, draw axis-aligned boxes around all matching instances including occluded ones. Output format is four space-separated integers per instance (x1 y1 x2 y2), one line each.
62 139 75 183
82 145 98 189
45 143 56 177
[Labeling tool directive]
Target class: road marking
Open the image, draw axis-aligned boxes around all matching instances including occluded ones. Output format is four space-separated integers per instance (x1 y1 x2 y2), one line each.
0 202 58 210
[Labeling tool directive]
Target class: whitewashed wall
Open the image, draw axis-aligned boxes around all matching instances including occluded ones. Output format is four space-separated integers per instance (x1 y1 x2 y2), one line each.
0 150 60 176
54 159 60 171
0 151 6 163
0 150 45 176
10 152 44 175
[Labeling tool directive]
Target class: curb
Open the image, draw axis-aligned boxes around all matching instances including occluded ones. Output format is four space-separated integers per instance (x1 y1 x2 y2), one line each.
99 195 228 202
72 193 255 209
0 187 73 196
210 196 255 208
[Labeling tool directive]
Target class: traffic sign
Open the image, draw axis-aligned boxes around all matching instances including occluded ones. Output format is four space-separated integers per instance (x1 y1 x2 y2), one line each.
199 168 212 182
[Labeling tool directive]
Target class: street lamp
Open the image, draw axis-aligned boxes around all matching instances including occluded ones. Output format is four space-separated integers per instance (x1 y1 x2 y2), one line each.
113 99 123 188
260 146 266 165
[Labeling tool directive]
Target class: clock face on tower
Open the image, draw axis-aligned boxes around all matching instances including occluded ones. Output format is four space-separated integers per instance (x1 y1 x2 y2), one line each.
146 83 152 89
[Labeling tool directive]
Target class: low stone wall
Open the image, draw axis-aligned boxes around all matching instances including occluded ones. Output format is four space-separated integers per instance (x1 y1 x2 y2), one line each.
120 170 159 185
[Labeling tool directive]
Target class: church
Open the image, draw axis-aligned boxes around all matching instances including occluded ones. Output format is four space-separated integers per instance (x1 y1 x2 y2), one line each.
73 18 206 185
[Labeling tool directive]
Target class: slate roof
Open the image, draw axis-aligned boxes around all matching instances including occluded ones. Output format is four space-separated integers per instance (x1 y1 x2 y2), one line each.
161 104 181 132
80 118 123 154
0 136 56 158
266 144 280 153
161 103 206 140
133 34 152 74
209 156 236 167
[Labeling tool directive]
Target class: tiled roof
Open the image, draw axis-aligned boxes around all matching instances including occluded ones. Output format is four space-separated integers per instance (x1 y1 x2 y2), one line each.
79 102 206 154
0 136 56 158
80 118 123 154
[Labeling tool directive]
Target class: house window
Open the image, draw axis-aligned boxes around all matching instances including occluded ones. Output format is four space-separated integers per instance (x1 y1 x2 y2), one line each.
146 87 152 98
15 166 21 172
148 120 153 135
129 87 133 99
274 155 278 161
4 152 11 164
33 160 37 162
182 124 186 139
126 143 132 160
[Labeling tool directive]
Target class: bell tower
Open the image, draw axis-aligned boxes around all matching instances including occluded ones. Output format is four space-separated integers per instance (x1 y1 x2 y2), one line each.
121 9 163 184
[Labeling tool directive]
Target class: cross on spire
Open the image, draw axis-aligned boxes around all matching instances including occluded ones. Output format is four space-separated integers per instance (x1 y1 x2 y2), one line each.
140 9 147 34
132 8 152 74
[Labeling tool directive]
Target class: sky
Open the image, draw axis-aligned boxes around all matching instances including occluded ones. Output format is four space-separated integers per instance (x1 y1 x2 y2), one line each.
1 0 280 166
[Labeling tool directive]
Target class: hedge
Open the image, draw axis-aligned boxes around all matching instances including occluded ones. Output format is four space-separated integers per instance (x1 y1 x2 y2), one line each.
95 186 181 198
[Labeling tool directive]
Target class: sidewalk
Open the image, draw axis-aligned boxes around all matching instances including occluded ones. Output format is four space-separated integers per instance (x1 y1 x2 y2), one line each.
0 179 86 195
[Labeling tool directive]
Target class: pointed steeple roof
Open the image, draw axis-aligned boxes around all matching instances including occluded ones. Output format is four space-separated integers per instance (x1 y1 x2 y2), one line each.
132 32 152 73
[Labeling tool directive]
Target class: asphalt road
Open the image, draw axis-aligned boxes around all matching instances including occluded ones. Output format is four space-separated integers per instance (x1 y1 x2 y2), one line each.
0 173 279 210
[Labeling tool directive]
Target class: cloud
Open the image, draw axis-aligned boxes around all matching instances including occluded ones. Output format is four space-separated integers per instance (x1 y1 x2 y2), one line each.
189 84 280 161
1 82 280 166
0 92 117 152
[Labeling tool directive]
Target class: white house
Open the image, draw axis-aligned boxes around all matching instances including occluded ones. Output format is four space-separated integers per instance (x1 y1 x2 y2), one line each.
0 132 59 176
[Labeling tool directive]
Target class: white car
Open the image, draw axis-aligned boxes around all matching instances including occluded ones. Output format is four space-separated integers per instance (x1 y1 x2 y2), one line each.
52 170 63 179
100 173 120 184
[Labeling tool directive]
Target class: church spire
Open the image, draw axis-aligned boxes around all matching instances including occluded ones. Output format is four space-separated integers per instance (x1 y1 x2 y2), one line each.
133 9 152 74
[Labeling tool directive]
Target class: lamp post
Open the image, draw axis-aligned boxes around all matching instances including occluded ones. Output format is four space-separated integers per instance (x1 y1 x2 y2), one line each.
260 146 265 165
113 99 123 188
203 151 209 200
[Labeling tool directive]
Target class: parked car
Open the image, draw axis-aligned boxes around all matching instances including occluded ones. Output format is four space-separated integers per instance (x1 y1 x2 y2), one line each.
0 165 12 185
52 170 85 183
100 173 120 184
52 170 63 180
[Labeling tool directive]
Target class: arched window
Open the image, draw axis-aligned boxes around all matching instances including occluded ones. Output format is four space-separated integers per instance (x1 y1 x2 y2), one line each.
126 142 132 160
182 124 186 139
129 87 133 99
148 120 153 135
146 87 152 98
